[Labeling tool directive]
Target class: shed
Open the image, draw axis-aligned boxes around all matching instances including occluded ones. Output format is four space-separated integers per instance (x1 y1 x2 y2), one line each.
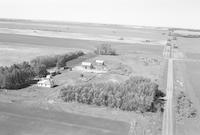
81 62 93 69
95 60 104 65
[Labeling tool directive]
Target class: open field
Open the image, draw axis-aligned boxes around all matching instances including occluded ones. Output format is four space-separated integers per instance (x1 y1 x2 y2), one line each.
0 33 164 66
0 28 167 45
0 102 129 135
174 30 200 37
0 19 166 66
0 19 168 41
184 61 200 111
176 36 200 59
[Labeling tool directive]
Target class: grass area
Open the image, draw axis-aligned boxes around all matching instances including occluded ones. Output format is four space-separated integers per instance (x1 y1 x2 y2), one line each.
185 61 200 109
54 53 164 85
177 37 200 59
0 33 163 66
0 19 168 41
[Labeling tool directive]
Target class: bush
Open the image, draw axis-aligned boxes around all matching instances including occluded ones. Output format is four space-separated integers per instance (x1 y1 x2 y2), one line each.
176 91 197 120
60 76 163 112
94 44 116 55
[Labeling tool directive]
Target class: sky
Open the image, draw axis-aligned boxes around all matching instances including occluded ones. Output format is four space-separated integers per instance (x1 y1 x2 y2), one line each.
0 0 199 29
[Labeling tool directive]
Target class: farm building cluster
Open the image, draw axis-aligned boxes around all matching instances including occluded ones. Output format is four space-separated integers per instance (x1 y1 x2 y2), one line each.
81 60 104 69
37 59 106 88
77 60 107 73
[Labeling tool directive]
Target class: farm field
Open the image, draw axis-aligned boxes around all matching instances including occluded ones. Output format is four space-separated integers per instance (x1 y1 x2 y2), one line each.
176 37 200 59
184 62 200 112
0 19 167 41
0 20 167 135
0 19 166 67
0 42 85 66
0 33 164 66
0 102 129 135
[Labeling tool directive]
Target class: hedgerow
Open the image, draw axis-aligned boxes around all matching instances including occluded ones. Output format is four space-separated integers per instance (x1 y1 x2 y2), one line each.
60 76 164 112
30 51 84 69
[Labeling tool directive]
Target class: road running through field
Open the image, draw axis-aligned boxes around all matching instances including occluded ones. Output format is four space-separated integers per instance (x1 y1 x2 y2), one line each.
162 44 175 135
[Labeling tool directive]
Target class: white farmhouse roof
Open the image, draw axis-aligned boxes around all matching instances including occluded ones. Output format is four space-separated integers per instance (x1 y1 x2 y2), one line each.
37 78 54 88
95 60 104 64
82 62 92 66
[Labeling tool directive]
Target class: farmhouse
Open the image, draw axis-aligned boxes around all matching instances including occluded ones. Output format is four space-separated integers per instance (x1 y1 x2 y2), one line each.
37 75 55 88
81 62 93 69
95 60 104 65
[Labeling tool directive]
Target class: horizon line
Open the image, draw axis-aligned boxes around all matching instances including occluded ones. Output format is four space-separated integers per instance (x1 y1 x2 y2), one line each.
0 17 199 31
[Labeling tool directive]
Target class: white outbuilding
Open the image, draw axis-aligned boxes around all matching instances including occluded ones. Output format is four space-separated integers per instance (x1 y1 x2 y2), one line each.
37 75 55 88
95 60 104 65
81 62 93 69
